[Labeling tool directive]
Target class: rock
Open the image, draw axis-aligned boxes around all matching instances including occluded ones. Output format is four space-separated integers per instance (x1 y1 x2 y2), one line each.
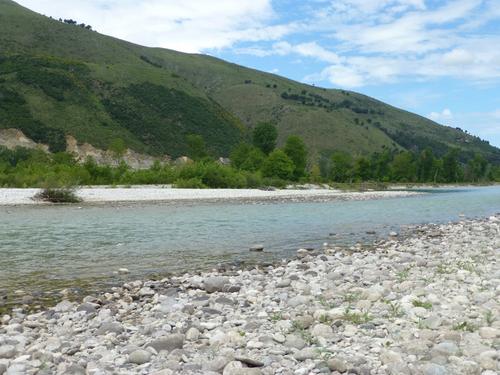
296 249 309 258
479 327 499 339
234 357 264 367
0 364 6 375
139 287 155 296
284 334 306 350
223 361 262 375
287 295 309 308
77 302 98 314
294 348 317 361
149 334 185 352
389 231 398 237
294 315 314 329
327 358 348 373
276 279 291 288
380 350 403 364
186 327 200 341
250 245 264 252
477 350 498 370
311 323 334 339
421 363 449 375
118 268 129 274
53 300 74 312
0 345 16 359
204 356 233 372
204 277 230 293
129 349 152 364
431 342 460 358
96 321 123 335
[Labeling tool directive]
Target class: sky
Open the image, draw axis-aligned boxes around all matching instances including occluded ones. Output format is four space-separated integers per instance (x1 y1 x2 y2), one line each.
16 0 500 147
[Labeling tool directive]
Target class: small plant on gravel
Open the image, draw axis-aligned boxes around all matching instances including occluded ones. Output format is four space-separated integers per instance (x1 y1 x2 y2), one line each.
34 187 81 203
453 321 477 332
436 263 453 274
385 300 404 318
315 347 333 360
343 292 361 304
456 260 480 275
412 299 433 310
484 310 495 326
319 314 333 324
343 307 372 324
270 311 284 322
396 267 411 282
318 296 337 309
291 321 317 345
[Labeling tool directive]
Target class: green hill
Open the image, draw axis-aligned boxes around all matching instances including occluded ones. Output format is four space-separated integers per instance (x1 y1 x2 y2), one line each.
1 0 499 163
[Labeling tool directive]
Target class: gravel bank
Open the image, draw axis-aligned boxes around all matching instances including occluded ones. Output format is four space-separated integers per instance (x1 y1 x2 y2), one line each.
0 187 418 206
1 216 499 374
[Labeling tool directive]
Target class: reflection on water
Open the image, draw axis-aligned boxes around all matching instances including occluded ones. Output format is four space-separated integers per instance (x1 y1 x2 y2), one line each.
0 186 499 300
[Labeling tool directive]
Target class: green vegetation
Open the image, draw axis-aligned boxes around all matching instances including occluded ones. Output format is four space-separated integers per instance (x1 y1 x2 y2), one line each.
34 187 81 203
412 299 433 310
253 122 278 155
0 0 499 168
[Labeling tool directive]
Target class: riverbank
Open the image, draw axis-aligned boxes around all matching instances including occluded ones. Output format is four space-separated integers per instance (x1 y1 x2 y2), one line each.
1 216 499 374
0 187 419 206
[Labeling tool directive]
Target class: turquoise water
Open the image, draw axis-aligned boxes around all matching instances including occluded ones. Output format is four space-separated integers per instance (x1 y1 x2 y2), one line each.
0 186 499 302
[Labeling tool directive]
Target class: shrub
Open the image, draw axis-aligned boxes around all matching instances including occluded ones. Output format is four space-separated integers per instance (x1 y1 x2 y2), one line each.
262 150 295 180
174 177 206 188
34 187 81 203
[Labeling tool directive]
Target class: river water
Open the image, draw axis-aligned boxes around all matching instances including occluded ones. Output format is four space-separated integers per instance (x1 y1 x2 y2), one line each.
0 186 499 306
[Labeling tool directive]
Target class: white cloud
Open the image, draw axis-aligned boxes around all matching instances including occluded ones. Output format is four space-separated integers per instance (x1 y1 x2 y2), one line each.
16 0 292 52
428 108 454 122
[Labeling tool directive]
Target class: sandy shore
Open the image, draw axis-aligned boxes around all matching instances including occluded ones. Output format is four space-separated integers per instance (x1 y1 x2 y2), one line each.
0 216 498 374
0 187 419 206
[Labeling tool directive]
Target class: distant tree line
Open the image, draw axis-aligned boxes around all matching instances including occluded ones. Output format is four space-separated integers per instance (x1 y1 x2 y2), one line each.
56 18 93 30
0 124 499 189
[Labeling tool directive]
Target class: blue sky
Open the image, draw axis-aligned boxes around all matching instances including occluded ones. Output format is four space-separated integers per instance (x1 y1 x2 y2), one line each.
18 0 500 147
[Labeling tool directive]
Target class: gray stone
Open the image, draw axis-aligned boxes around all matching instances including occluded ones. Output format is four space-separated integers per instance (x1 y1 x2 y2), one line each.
96 321 123 335
477 350 498 370
186 327 200 341
149 334 185 352
327 358 348 373
77 302 97 314
64 364 86 374
250 245 264 252
204 277 230 293
234 357 264 367
129 349 152 365
311 323 334 339
223 361 263 375
431 342 460 358
0 363 6 375
421 363 449 375
0 345 16 359
294 348 317 361
203 356 233 372
284 334 306 350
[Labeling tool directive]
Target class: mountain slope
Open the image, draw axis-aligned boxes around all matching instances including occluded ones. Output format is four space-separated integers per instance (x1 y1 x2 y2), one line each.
1 0 499 162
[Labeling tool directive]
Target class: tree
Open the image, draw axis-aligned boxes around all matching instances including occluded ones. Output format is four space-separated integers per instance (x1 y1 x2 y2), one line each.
371 150 392 181
262 150 295 180
330 151 353 182
108 138 126 159
442 149 461 182
391 152 416 182
466 153 488 182
284 136 307 180
354 156 372 181
416 148 435 182
253 122 277 155
230 143 265 172
186 134 208 160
